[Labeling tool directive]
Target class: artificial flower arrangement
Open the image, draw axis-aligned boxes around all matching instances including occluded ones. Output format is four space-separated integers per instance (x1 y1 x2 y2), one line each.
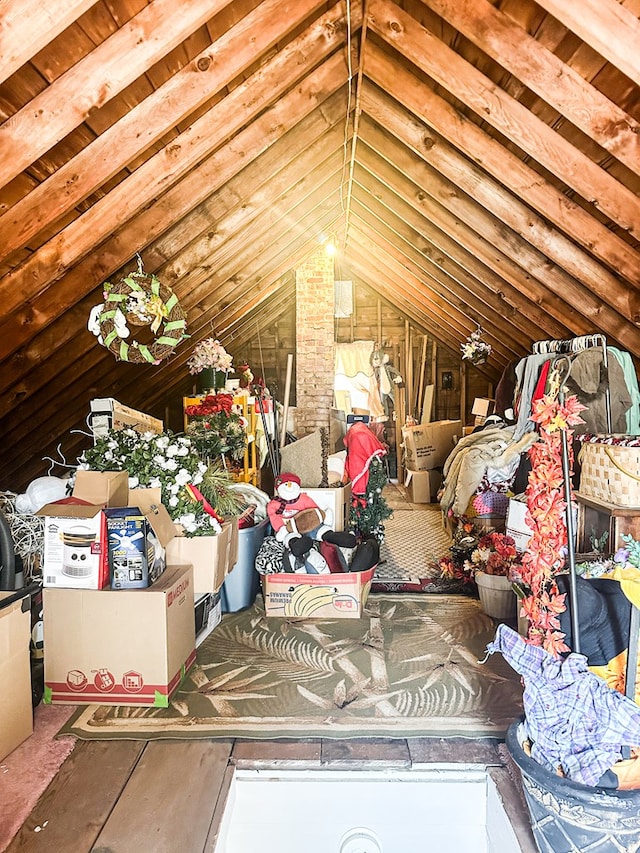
465 531 522 579
187 337 233 376
183 392 247 464
513 392 586 655
461 326 492 365
78 428 235 536
439 526 522 585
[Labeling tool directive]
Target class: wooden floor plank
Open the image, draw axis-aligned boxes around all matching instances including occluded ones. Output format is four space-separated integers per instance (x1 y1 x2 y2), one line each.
91 740 233 853
6 740 145 853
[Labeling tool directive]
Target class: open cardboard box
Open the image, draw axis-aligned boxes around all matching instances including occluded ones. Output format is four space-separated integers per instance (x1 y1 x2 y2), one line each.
166 519 239 595
43 563 195 707
262 564 375 619
404 468 442 503
0 591 33 760
301 482 352 532
38 479 176 590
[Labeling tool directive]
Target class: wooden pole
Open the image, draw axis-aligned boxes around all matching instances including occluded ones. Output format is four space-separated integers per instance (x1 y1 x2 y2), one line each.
416 334 427 418
280 353 294 448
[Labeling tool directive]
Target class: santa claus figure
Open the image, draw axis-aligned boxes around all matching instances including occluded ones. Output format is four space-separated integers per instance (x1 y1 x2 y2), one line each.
267 472 356 557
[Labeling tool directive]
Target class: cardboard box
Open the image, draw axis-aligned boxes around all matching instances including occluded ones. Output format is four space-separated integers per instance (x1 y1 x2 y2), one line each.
195 591 221 647
506 498 577 552
302 483 352 532
0 592 33 760
38 498 110 589
89 398 163 439
262 565 375 619
72 469 129 508
166 519 238 594
43 563 195 706
404 469 442 503
402 420 461 471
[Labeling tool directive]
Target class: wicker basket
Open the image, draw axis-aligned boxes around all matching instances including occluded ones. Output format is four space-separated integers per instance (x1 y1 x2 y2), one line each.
579 441 640 508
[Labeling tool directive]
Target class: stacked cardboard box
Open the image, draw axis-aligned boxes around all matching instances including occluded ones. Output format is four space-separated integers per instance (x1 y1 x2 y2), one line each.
401 420 461 504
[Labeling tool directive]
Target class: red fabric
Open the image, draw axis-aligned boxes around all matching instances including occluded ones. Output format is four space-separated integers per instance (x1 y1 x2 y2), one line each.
532 359 551 403
343 422 387 495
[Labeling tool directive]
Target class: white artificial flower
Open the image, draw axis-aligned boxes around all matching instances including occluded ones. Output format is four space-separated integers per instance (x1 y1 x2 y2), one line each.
169 482 180 494
149 477 162 489
128 476 140 489
175 469 191 486
166 444 178 458
168 495 179 508
163 458 178 471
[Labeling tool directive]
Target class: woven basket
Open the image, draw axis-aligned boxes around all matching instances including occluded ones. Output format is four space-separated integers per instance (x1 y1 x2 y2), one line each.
579 441 640 507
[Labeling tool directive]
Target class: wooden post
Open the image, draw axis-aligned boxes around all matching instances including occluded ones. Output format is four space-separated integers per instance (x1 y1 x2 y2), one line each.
416 334 427 417
280 353 294 448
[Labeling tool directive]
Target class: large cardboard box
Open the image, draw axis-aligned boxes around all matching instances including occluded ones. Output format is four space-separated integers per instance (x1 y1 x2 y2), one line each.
262 565 375 619
0 592 33 760
89 398 163 439
404 468 442 503
302 483 352 532
43 563 195 707
166 519 238 594
402 420 461 471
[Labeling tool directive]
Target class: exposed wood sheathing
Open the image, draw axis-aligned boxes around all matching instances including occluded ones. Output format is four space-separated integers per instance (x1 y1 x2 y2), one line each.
0 0 638 491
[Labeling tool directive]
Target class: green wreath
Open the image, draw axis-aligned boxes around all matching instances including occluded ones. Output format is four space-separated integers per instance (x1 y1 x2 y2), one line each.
98 271 187 364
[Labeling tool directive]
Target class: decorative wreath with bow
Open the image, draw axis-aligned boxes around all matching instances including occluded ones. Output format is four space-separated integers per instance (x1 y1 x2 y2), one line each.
88 259 188 364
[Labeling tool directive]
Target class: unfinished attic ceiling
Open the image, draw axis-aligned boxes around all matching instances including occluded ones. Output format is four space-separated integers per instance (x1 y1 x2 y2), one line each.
1 0 639 491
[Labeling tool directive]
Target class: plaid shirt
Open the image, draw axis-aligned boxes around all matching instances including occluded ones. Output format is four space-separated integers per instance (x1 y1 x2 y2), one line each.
486 624 640 786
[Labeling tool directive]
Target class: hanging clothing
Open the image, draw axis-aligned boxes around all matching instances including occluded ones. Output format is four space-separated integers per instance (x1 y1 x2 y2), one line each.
486 624 640 787
513 354 551 440
609 347 640 434
564 347 630 434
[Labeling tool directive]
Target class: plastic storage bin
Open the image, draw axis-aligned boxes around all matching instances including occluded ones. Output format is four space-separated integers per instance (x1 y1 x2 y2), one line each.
220 519 269 612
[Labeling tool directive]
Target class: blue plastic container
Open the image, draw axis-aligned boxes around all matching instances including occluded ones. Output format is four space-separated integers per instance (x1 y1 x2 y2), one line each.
220 519 269 612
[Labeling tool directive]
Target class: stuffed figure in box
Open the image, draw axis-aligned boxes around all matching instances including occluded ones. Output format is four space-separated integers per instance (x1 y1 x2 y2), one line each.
267 473 356 560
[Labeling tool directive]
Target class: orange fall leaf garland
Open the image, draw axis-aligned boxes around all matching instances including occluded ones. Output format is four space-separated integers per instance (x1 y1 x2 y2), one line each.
519 393 586 655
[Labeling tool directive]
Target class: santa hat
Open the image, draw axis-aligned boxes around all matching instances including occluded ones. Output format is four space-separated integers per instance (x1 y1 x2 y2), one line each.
275 472 301 489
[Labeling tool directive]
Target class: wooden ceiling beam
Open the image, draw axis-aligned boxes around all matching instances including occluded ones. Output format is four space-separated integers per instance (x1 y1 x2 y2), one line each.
0 0 346 263
421 0 639 175
347 219 520 364
349 188 572 342
350 162 590 340
0 0 236 187
0 0 97 85
0 53 348 360
0 95 347 404
354 136 640 355
534 0 640 88
367 0 640 239
359 82 635 320
348 201 542 348
364 42 640 288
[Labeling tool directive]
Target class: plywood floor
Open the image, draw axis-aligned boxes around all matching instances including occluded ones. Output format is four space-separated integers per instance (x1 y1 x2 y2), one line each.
6 736 537 852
